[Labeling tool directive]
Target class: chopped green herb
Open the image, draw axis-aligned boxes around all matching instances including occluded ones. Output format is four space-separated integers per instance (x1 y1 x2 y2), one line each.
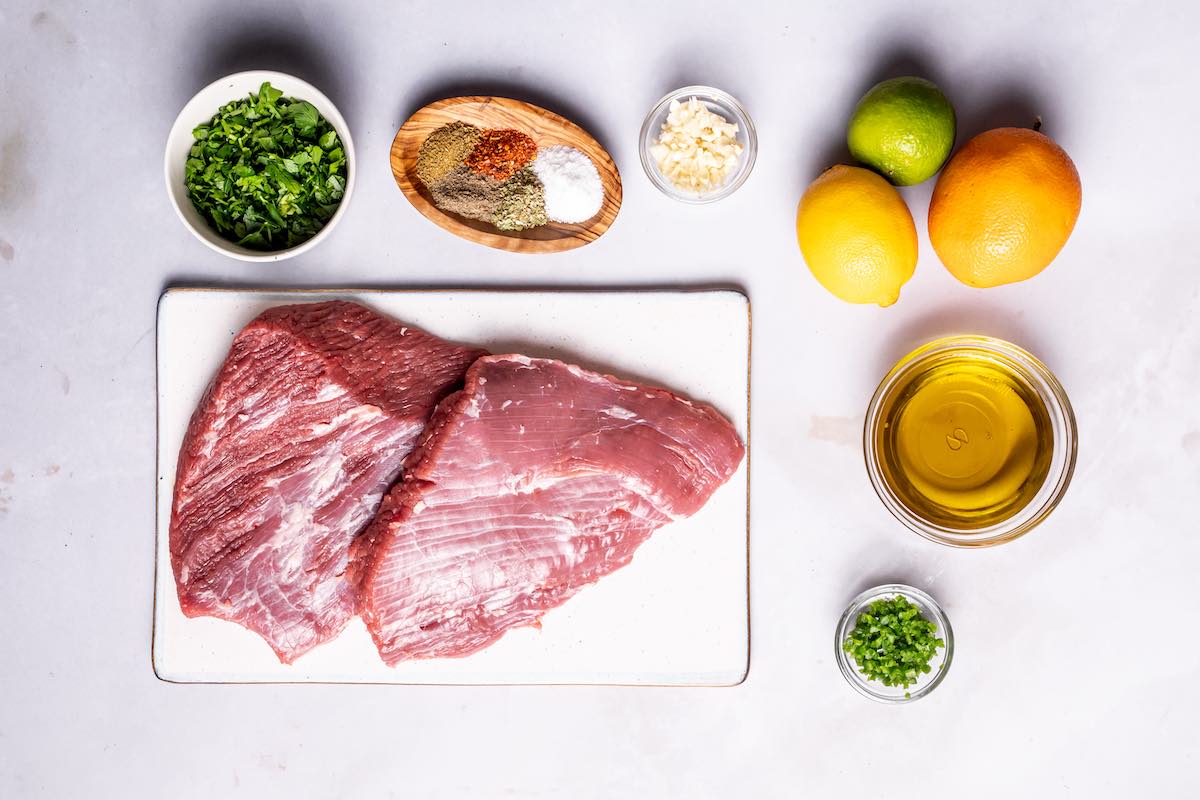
843 595 944 697
184 81 347 251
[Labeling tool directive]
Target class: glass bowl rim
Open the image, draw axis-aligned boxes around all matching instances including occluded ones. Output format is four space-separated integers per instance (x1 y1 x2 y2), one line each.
863 334 1078 548
834 583 954 704
638 84 758 204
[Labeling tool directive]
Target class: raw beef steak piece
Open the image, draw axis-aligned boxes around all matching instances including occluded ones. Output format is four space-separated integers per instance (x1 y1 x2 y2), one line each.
354 355 745 664
170 301 486 663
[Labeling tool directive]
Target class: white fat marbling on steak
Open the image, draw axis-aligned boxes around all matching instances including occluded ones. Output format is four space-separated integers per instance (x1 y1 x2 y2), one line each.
355 355 745 665
169 301 486 664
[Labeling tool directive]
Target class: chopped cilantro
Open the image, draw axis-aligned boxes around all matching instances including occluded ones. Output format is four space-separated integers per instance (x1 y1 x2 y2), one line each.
184 81 347 251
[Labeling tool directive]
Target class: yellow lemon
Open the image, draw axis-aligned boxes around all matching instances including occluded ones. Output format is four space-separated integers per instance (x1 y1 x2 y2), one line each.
796 165 918 306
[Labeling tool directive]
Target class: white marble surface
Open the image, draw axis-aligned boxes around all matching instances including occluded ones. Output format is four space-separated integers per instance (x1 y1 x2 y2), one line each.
1 1 1197 797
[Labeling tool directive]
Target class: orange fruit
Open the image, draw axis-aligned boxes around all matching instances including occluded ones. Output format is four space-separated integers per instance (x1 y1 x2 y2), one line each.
928 128 1081 288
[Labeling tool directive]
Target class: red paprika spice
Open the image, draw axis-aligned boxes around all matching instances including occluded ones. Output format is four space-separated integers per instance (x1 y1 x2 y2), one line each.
465 129 538 181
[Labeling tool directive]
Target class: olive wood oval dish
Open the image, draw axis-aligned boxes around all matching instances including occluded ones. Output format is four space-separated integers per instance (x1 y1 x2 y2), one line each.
390 96 622 253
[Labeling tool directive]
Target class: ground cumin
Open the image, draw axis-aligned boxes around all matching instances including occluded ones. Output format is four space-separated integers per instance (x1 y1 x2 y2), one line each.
416 122 481 187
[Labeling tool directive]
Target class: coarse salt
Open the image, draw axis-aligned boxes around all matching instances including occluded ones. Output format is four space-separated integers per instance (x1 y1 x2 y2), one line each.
530 146 604 224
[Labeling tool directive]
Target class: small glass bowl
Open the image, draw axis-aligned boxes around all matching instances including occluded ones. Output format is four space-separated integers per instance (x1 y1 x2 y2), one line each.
835 584 954 704
639 85 757 203
864 335 1078 548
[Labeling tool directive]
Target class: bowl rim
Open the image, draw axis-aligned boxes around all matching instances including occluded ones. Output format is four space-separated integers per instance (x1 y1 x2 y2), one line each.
834 583 954 704
638 84 757 204
163 69 356 263
863 334 1078 548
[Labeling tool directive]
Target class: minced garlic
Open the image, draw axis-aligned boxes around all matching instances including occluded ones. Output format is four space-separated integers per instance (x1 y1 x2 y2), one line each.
650 97 743 193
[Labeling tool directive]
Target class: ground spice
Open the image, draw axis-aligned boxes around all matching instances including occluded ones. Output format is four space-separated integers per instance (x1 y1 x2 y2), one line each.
430 165 503 222
492 168 547 231
416 122 481 187
465 129 538 181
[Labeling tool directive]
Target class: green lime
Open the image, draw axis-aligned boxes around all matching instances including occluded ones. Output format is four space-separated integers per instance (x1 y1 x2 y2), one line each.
847 77 956 186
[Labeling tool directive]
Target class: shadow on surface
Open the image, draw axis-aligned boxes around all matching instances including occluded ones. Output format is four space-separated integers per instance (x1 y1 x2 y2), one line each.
799 40 1052 182
869 305 1043 379
849 570 930 598
399 76 614 154
800 42 950 186
185 17 356 121
652 41 755 105
834 540 930 600
956 84 1048 141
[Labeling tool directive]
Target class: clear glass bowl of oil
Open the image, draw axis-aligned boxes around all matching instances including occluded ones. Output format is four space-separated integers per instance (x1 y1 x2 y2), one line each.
865 336 1077 547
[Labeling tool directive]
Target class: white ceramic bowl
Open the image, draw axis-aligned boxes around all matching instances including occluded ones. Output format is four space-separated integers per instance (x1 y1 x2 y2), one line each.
164 70 355 262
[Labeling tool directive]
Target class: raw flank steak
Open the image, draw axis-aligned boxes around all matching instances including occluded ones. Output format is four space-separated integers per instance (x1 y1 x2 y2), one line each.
353 355 745 665
169 300 486 663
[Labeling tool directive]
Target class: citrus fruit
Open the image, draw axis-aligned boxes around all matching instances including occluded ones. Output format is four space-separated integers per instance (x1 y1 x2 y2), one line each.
796 165 918 306
928 127 1081 288
847 77 956 186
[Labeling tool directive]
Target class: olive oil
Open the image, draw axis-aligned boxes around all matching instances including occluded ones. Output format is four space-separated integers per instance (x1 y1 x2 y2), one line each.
873 349 1054 530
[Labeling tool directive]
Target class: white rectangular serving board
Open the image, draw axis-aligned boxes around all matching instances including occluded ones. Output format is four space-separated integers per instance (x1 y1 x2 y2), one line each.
154 288 750 685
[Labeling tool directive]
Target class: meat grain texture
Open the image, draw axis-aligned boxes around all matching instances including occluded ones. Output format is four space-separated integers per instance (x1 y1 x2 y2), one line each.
169 301 486 663
354 355 745 664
